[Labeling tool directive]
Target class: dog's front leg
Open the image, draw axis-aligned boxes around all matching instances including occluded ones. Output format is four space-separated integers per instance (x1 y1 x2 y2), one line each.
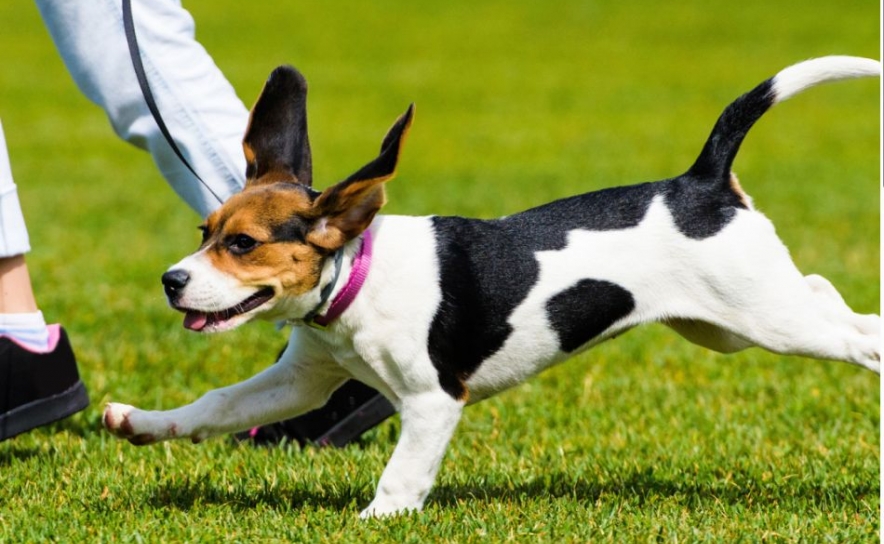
103 359 345 445
360 390 464 518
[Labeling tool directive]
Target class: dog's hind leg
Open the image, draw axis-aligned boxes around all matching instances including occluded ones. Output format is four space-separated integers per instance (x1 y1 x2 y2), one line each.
659 207 879 373
103 350 348 445
360 390 464 518
694 267 880 374
804 274 879 337
768 272 877 372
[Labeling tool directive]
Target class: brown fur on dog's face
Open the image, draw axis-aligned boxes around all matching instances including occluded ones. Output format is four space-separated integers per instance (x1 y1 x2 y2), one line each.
200 183 327 299
197 68 414 301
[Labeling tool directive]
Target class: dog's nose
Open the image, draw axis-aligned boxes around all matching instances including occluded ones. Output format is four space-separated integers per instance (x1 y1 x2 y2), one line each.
162 269 190 298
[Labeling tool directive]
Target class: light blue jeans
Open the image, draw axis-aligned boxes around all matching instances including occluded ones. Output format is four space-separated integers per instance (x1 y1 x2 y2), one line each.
1 0 249 258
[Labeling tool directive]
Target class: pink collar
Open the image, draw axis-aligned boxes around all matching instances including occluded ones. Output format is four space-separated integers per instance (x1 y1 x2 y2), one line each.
310 230 373 328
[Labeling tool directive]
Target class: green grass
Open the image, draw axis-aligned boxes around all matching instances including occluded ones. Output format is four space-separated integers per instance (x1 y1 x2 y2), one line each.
0 0 879 541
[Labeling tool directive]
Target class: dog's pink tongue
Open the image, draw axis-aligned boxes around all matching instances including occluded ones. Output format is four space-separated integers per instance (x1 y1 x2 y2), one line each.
183 311 208 331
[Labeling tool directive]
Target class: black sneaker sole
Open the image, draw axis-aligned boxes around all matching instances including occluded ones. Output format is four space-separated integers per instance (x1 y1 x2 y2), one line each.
0 380 89 442
314 394 396 448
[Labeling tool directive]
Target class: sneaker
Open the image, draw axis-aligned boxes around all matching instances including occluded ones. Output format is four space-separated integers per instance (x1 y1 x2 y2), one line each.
1 325 89 441
236 379 396 447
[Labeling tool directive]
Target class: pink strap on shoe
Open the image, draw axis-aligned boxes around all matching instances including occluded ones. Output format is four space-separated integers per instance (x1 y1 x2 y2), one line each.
0 324 60 353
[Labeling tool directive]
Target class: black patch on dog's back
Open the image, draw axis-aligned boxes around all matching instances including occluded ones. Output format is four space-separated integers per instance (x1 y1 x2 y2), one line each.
662 174 747 239
427 174 748 399
428 182 655 398
546 279 635 352
427 218 531 399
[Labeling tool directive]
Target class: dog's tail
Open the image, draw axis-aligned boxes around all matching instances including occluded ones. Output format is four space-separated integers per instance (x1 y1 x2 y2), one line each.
687 56 881 181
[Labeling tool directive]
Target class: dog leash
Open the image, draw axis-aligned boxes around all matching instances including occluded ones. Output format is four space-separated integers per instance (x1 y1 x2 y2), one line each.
121 0 225 206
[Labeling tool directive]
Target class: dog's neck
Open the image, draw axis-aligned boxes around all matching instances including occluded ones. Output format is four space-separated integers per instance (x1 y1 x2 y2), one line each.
303 229 373 329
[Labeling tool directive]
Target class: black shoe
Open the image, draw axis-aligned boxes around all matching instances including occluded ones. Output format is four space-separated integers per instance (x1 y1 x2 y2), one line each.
1 325 90 442
236 379 396 447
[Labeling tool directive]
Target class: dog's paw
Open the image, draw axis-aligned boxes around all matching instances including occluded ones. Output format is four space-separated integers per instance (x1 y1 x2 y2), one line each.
102 403 158 445
359 500 420 519
102 402 134 433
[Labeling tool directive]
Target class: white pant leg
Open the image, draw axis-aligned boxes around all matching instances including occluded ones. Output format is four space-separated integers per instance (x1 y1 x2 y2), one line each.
36 0 249 218
0 120 30 258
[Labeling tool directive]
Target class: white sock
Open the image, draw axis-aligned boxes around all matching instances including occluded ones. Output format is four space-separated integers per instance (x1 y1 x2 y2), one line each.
0 311 50 352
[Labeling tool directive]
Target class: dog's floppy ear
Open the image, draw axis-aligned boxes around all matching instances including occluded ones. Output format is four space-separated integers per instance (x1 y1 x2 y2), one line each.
307 104 414 250
242 66 313 187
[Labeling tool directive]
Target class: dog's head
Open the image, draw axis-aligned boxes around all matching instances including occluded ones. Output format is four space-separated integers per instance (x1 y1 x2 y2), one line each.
162 66 413 332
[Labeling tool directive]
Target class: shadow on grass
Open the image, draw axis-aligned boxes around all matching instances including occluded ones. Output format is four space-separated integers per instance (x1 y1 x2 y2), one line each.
0 445 41 466
432 468 880 511
146 474 369 513
139 466 878 514
0 416 97 467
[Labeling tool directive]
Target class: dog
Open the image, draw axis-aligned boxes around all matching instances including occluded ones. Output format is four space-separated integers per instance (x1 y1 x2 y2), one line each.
103 55 881 517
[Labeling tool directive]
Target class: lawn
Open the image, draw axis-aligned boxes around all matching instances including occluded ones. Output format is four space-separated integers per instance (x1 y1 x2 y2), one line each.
0 0 879 542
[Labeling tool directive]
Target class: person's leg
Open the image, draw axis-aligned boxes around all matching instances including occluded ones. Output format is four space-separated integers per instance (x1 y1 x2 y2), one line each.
0 119 44 350
0 256 48 352
1 120 88 442
36 0 249 218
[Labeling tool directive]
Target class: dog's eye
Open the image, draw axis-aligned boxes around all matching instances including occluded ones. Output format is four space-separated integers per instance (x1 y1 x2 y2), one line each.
228 234 259 255
198 225 209 243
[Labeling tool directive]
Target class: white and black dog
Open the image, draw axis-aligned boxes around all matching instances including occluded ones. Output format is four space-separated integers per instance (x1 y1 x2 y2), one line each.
103 56 880 517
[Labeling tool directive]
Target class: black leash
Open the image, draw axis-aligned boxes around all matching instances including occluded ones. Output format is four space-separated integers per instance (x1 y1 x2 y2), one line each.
121 0 225 206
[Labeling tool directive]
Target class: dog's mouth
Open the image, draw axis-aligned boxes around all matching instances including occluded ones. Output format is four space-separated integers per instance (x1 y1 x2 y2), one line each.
179 287 275 332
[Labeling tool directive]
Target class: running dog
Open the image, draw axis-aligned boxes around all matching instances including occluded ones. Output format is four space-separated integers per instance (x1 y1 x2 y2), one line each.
103 56 880 517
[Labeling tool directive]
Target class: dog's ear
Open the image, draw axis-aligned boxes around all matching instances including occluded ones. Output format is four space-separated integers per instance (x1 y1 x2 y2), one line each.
242 66 313 187
307 104 414 250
